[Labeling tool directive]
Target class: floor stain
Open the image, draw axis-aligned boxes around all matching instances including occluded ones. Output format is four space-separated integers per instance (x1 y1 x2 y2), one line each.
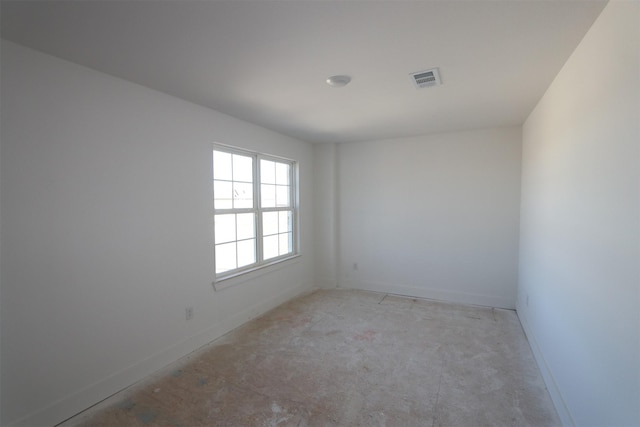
352 329 377 342
62 289 562 427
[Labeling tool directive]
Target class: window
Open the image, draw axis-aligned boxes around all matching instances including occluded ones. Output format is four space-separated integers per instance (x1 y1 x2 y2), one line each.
213 145 297 280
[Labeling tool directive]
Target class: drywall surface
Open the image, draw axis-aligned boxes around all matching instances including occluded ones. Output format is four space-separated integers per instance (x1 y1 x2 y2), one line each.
62 289 561 426
338 127 522 308
518 2 640 425
312 143 338 288
0 40 314 426
0 50 3 425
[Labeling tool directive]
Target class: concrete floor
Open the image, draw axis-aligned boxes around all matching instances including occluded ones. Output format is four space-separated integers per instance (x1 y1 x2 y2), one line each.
63 289 561 426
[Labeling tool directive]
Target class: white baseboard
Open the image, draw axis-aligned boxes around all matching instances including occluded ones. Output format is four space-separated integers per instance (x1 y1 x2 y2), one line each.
516 302 575 427
9 282 314 427
215 282 317 340
339 278 515 309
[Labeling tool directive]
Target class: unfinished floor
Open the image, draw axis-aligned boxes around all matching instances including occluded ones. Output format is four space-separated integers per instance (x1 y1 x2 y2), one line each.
62 289 560 426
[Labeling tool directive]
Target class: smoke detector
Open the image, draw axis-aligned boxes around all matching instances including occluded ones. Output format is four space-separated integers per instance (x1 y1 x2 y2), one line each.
326 75 352 87
410 68 442 89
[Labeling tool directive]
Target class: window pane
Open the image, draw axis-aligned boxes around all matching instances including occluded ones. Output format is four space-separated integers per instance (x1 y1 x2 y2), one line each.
215 242 236 273
263 211 278 236
213 150 232 181
237 239 256 268
214 180 233 209
278 211 292 233
214 148 296 278
276 185 290 207
232 154 253 183
236 213 255 240
261 184 276 208
261 159 276 184
215 214 236 244
263 235 279 260
279 232 292 256
233 182 253 209
275 162 290 185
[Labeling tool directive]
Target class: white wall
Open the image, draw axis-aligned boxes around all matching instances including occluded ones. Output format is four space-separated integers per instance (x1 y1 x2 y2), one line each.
313 143 338 288
337 127 522 309
0 41 315 426
518 2 639 426
0 44 3 424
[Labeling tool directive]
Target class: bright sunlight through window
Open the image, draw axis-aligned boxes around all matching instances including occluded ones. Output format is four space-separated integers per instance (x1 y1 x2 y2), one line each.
213 145 297 280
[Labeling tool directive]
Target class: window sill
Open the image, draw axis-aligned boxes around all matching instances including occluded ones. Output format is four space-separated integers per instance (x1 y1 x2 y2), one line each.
213 254 302 291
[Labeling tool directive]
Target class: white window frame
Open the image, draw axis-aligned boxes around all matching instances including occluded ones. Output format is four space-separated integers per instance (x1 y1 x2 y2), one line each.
213 143 298 283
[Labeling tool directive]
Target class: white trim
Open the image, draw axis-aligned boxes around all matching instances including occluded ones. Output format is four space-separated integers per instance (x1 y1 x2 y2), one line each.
516 302 575 427
212 143 299 281
213 254 302 291
10 282 314 427
339 278 516 309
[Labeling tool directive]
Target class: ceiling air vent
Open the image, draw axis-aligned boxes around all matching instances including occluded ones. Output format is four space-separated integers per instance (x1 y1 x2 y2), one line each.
410 68 441 89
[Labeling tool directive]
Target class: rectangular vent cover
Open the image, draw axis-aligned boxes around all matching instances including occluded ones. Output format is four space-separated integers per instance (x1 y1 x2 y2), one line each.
410 68 442 88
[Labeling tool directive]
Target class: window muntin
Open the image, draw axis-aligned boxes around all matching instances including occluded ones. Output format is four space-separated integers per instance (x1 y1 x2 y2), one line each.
213 151 254 210
262 211 292 260
213 145 297 279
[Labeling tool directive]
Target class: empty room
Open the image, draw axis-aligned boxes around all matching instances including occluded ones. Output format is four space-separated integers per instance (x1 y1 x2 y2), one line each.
1 1 638 426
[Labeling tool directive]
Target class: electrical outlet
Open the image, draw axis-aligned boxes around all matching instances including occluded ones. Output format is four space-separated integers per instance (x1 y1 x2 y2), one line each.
185 307 194 320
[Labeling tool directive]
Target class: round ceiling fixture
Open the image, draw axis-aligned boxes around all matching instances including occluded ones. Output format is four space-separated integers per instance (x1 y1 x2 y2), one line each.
326 75 352 87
